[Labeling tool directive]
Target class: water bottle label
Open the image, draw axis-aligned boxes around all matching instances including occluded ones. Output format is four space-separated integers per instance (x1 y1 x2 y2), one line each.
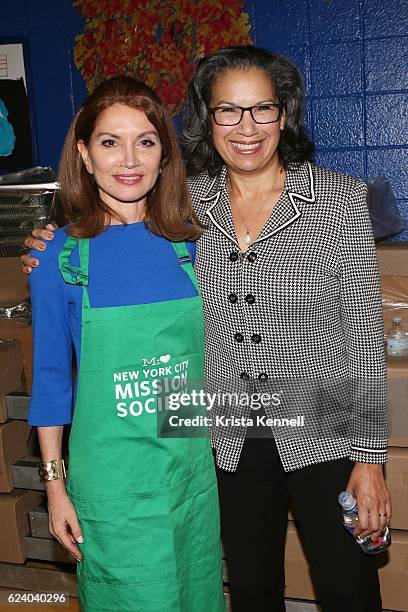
387 337 408 355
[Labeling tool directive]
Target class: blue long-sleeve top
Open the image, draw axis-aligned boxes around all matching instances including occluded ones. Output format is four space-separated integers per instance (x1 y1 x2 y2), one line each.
28 223 196 426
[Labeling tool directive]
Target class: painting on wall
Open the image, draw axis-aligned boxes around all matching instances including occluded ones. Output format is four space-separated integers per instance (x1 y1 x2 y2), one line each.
0 42 34 172
73 0 253 116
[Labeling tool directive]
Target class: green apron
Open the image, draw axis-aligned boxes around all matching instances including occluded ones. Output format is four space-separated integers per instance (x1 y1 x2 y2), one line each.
58 236 225 612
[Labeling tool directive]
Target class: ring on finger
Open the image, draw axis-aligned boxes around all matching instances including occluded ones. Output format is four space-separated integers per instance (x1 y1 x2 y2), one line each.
379 512 387 517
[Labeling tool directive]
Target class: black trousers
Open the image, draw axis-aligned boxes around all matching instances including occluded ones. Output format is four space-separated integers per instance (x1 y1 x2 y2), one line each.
216 438 382 612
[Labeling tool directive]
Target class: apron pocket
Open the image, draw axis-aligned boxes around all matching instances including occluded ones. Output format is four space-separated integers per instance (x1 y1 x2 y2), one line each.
77 492 177 586
76 462 221 587
167 463 221 571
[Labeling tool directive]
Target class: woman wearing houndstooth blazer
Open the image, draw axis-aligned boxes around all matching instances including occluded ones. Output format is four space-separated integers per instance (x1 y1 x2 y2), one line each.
181 46 390 612
24 47 390 611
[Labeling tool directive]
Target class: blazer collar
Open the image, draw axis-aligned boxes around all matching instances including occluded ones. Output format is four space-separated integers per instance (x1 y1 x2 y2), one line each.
201 162 316 248
202 166 239 247
256 161 316 245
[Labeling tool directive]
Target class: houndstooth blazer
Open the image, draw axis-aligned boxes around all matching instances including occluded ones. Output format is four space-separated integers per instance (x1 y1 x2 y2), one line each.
187 161 388 473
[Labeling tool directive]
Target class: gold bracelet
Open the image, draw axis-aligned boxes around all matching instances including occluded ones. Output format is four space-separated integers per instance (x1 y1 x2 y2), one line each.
38 459 66 482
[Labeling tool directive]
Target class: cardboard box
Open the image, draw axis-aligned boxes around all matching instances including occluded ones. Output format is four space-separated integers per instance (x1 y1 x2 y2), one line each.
387 357 408 448
285 521 408 610
381 276 408 330
0 420 31 492
0 489 43 563
284 521 316 601
377 244 408 277
0 340 23 402
0 560 78 597
377 529 408 611
0 397 6 424
0 258 30 307
0 327 32 394
0 257 32 393
384 447 408 531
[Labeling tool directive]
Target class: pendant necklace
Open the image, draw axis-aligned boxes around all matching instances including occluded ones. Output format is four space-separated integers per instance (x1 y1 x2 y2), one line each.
228 168 284 247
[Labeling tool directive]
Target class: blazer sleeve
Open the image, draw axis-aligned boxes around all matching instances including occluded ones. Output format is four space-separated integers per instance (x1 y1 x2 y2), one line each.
338 181 388 464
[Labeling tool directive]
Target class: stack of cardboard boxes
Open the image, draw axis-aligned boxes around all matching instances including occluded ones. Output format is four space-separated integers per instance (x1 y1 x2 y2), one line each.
0 326 41 563
283 243 408 612
377 245 408 611
0 258 42 568
0 258 77 595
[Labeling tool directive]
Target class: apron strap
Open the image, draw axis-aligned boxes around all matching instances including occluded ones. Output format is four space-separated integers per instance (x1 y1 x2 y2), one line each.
171 241 200 293
58 235 89 286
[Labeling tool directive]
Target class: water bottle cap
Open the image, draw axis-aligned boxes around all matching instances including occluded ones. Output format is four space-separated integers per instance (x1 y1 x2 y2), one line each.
338 490 356 510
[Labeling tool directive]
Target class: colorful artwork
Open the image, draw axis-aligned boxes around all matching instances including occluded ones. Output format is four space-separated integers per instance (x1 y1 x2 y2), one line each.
0 78 33 170
73 0 252 115
0 99 16 157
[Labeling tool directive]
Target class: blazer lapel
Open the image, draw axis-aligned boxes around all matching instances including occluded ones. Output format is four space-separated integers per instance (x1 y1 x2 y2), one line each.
202 167 240 248
200 162 316 248
254 161 316 246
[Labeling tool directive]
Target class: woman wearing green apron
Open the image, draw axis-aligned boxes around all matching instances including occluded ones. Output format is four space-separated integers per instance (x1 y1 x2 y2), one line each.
28 77 225 612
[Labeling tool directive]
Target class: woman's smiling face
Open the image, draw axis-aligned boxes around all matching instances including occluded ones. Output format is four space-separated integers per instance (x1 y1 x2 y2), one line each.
209 68 285 176
77 103 162 212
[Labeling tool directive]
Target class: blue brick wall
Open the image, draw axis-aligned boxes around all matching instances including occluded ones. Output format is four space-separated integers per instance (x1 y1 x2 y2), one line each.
1 0 407 241
253 0 408 242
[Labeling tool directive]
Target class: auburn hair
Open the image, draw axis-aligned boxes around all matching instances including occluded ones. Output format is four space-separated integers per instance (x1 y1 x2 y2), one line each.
58 76 203 240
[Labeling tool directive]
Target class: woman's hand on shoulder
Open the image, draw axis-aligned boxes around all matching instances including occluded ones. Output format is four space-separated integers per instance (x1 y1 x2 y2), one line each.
21 224 58 273
46 480 83 562
346 462 392 541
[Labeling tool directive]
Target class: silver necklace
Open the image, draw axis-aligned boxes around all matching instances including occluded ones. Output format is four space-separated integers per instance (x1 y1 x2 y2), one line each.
228 170 284 246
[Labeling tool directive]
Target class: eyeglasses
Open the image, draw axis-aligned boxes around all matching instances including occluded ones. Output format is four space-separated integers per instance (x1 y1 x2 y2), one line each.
208 104 281 126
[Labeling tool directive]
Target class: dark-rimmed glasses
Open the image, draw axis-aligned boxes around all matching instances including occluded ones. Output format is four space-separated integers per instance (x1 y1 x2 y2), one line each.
208 104 281 126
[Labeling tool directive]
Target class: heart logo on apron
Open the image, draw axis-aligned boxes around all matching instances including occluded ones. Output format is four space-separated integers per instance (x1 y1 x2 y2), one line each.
160 354 171 363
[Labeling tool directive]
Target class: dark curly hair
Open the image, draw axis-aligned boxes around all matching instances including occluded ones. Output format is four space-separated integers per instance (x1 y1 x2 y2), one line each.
182 45 314 177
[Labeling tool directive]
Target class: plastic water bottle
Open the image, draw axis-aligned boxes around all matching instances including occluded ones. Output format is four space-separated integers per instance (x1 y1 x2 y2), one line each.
338 491 391 554
386 316 408 357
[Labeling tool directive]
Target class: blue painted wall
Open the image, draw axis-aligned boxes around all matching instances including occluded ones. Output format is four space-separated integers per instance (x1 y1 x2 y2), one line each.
251 0 408 241
1 0 407 240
